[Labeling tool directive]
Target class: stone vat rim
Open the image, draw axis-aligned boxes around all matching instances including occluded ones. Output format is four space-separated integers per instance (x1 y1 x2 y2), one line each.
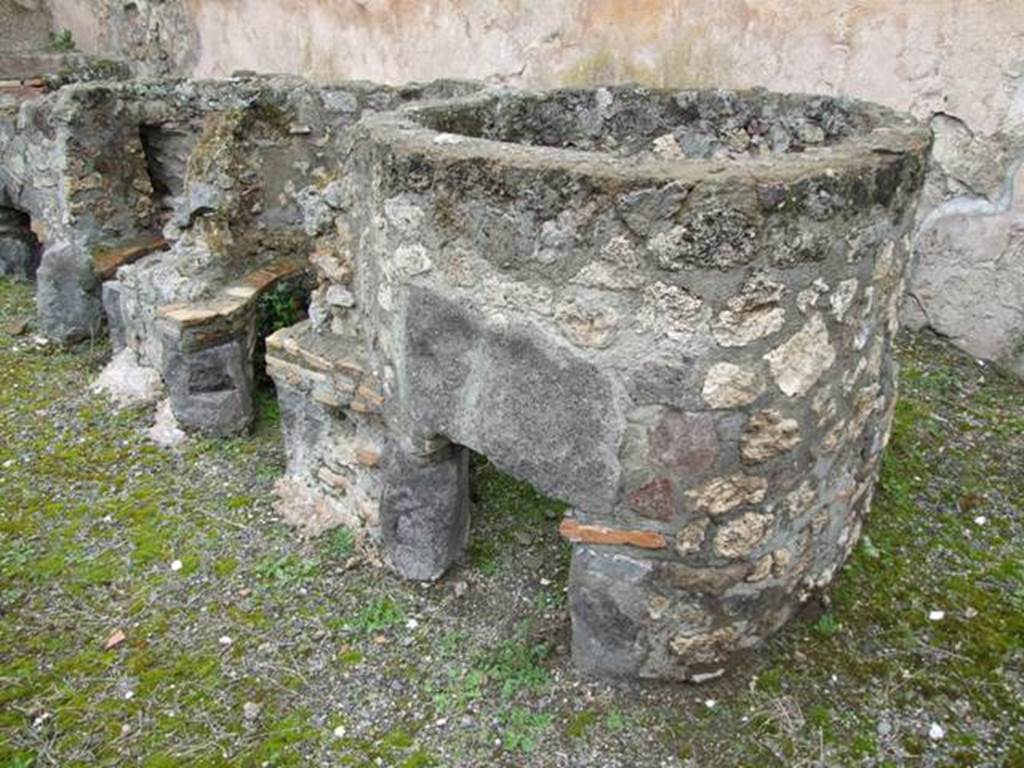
359 85 931 186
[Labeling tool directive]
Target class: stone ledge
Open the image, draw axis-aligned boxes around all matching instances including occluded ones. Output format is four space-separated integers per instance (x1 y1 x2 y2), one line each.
0 80 45 106
265 319 366 377
91 234 168 281
157 254 307 351
0 52 130 85
265 320 380 414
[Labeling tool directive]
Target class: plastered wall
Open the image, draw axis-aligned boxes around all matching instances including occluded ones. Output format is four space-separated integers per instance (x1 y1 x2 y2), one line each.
41 0 1024 373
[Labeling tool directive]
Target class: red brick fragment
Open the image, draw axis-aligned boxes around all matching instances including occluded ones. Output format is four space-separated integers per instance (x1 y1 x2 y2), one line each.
559 519 667 549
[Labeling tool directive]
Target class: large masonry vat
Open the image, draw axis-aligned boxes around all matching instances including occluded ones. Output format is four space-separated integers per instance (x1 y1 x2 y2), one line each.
269 86 930 680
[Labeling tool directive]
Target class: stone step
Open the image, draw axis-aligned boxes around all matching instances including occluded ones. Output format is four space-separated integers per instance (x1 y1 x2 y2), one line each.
265 319 365 375
265 320 382 413
153 253 311 436
157 254 309 351
91 234 169 281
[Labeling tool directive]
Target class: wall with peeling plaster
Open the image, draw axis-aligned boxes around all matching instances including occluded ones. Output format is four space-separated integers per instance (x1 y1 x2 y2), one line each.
0 0 53 53
36 0 1024 373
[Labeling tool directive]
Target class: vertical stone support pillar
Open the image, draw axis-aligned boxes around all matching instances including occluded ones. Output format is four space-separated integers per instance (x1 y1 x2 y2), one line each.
157 305 256 436
380 438 471 581
101 281 128 352
35 241 104 343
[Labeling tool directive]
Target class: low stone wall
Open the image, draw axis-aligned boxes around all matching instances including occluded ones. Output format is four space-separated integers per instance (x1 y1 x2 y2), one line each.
1 79 204 341
41 76 474 434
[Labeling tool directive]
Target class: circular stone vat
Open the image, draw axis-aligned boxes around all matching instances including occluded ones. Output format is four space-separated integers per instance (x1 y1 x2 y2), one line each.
348 87 930 680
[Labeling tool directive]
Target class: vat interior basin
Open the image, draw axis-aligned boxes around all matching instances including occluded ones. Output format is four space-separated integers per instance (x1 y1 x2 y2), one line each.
410 87 891 161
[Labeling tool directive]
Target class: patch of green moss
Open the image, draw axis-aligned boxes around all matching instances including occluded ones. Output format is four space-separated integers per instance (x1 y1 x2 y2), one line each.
338 648 364 668
214 555 239 577
432 193 462 232
243 710 318 766
322 525 355 561
466 453 568 578
330 721 435 766
350 595 406 634
500 707 554 754
565 709 599 739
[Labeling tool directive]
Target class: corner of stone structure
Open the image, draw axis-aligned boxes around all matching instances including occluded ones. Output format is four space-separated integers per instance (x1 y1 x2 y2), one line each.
35 240 104 344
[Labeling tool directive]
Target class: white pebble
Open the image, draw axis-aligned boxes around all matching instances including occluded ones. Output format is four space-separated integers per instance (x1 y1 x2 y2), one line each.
929 722 945 740
691 669 725 684
704 699 716 709
928 610 945 622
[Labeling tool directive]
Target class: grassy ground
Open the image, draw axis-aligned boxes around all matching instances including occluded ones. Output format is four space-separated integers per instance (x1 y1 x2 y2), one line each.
0 277 1022 768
